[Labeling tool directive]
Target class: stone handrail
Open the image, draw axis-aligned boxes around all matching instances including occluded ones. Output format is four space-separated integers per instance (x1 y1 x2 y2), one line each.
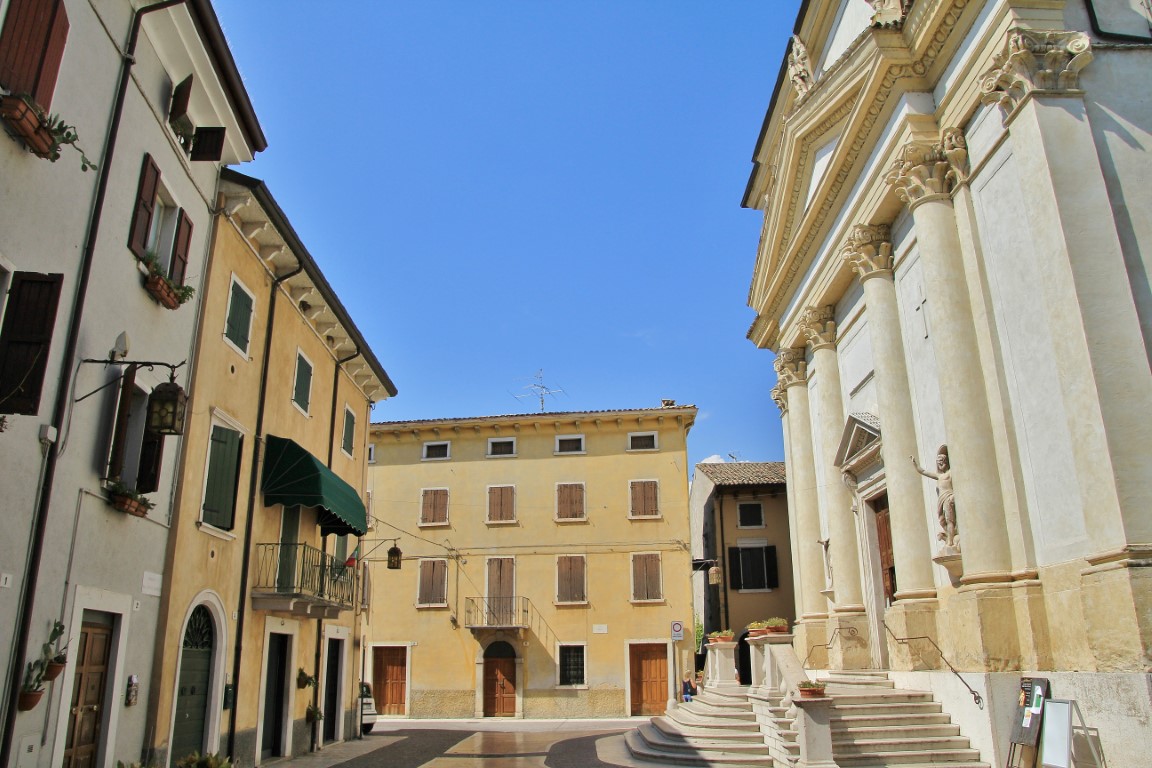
747 633 837 767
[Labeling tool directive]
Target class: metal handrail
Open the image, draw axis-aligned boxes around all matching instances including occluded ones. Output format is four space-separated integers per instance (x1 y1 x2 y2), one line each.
463 596 530 628
883 622 984 709
252 543 356 609
803 625 859 667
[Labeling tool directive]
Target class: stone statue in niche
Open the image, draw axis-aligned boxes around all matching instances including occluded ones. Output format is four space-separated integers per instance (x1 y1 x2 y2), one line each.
787 35 814 98
911 445 959 552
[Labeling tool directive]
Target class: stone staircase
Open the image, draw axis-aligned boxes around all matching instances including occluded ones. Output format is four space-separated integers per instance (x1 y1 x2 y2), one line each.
625 671 991 768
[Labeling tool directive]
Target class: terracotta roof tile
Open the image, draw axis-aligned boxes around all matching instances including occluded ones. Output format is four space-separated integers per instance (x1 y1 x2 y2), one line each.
695 462 786 486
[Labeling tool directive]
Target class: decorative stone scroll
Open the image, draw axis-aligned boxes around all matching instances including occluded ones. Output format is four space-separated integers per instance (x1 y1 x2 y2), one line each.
774 347 809 389
867 0 906 26
842 223 894 279
787 35 815 99
979 29 1093 115
801 306 837 350
771 383 788 415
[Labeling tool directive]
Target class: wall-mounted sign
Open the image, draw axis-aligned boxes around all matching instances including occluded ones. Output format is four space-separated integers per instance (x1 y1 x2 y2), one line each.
671 621 684 641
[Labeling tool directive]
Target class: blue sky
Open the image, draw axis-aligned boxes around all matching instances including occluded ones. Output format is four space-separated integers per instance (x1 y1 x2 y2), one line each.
214 2 801 469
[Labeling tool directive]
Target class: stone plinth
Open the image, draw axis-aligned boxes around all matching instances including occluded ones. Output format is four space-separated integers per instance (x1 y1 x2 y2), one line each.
704 641 740 688
790 695 839 768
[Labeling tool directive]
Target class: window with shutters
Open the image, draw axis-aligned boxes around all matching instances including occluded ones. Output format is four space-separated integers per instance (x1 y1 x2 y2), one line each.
557 644 586 686
127 155 193 292
555 483 586 522
422 441 450 460
629 480 659 518
487 437 516 457
292 350 312 414
201 423 242 531
0 0 69 112
106 364 164 494
367 444 376 464
727 542 778 592
419 488 449 526
737 502 764 528
416 559 448 606
0 271 63 415
556 555 587 604
555 434 584 454
487 485 516 524
223 276 254 356
631 552 663 602
628 432 658 451
341 405 356 457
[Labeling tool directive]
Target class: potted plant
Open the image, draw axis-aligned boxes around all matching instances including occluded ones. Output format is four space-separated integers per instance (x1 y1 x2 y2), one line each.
305 703 323 723
748 617 789 636
40 621 68 682
141 253 195 310
296 668 316 689
0 94 97 170
175 753 232 768
706 629 734 643
106 482 154 517
797 680 827 698
18 660 45 711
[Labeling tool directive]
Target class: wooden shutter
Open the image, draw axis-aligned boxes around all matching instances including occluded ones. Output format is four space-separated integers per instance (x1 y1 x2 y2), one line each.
421 489 447 525
557 556 585 602
632 554 661 600
169 208 192 286
106 364 137 482
128 154 160 259
190 127 226 162
488 486 514 522
630 481 658 516
224 281 253 351
0 0 69 110
292 355 312 411
727 547 743 591
418 559 446 605
168 74 194 134
557 483 584 519
202 425 242 529
135 428 164 493
764 545 779 589
0 271 63 415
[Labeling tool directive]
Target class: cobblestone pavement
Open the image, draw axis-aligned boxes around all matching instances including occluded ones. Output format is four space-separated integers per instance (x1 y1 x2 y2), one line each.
275 719 651 768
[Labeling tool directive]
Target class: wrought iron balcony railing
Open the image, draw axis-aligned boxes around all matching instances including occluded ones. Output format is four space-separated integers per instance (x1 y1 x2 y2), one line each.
463 596 530 629
252 543 356 617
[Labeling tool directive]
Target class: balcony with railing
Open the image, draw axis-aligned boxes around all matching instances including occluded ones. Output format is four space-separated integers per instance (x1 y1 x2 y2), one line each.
463 596 530 631
251 543 357 618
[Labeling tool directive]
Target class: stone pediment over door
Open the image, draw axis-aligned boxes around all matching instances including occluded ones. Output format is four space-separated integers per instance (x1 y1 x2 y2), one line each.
834 412 882 481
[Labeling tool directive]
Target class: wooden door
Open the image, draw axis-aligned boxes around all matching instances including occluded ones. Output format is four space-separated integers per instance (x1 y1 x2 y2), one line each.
261 634 289 758
629 643 667 716
486 557 514 625
482 658 516 717
875 498 896 606
171 606 214 763
64 623 112 768
372 647 406 715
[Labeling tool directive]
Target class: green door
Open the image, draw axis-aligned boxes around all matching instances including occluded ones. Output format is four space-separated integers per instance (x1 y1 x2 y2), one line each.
171 606 214 764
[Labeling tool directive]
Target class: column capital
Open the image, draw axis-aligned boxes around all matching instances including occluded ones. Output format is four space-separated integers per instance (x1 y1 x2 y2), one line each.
979 28 1093 116
771 383 789 415
886 129 969 207
774 348 808 388
842 223 894 280
866 0 905 25
801 305 837 350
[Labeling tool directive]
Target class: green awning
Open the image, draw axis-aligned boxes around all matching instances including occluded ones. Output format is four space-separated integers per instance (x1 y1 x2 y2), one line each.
261 435 368 536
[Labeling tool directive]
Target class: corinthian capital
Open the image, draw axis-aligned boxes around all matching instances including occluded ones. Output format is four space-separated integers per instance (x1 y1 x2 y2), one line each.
774 347 808 389
979 29 1093 115
770 383 788 415
801 305 837 350
887 139 957 206
842 224 894 279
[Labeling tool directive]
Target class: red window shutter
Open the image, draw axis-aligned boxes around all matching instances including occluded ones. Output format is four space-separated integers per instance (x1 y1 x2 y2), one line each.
128 154 161 259
0 271 63 415
106 364 138 482
0 0 68 110
170 208 192 286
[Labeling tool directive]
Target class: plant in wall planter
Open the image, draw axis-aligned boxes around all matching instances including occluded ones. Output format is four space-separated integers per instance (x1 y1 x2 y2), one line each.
174 753 232 768
39 621 68 682
797 680 827 698
106 482 155 517
0 94 97 171
748 617 789 636
296 668 317 689
707 629 734 643
140 253 194 310
305 704 323 723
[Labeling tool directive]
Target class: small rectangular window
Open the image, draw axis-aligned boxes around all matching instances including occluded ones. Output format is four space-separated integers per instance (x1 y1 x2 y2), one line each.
631 553 663 601
558 644 586 686
487 437 516 457
556 555 587 603
556 435 584 454
487 485 516 523
738 502 764 528
556 483 586 521
341 406 356 457
223 277 254 355
423 441 450 460
628 432 657 451
420 488 449 526
202 424 242 530
629 480 659 518
292 351 312 413
417 559 448 606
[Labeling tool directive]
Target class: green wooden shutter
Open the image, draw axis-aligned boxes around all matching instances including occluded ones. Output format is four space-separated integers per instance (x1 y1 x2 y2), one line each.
292 354 312 411
342 408 355 455
224 281 253 351
202 425 242 529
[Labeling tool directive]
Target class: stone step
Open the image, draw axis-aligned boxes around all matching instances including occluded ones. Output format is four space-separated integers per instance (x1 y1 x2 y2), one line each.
638 723 772 756
837 763 988 768
833 735 976 755
830 712 953 728
830 722 961 740
652 716 767 744
835 747 985 766
667 709 764 731
678 701 757 722
689 696 755 713
827 701 943 717
823 690 935 705
624 729 776 767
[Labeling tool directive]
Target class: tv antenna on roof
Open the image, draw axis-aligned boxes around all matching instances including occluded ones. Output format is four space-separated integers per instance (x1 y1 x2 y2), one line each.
515 370 564 412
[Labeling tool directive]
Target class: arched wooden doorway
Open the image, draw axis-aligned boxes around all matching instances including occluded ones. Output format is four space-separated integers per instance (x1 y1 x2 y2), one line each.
482 641 516 717
171 606 214 763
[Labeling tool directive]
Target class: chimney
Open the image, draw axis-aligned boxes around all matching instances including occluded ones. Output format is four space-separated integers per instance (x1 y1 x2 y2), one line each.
661 399 676 408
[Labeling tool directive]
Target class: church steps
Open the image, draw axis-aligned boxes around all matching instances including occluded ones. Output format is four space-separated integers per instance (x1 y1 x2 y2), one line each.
637 722 773 755
624 729 776 768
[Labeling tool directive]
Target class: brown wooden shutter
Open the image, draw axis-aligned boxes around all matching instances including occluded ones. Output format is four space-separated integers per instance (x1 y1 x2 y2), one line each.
168 74 193 133
191 126 226 162
0 271 63 415
106 364 137 482
557 483 584 519
169 208 192 286
558 556 585 602
0 0 68 110
631 481 658 516
489 486 514 522
135 428 164 493
418 560 446 604
421 489 447 524
128 154 160 259
632 554 660 600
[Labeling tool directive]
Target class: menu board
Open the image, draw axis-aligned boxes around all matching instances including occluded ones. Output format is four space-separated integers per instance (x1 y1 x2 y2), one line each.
1009 677 1050 747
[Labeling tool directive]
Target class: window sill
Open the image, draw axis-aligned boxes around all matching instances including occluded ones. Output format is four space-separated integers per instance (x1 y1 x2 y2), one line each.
628 514 662 521
485 454 518 459
554 451 586 456
418 522 450 528
485 520 518 526
626 448 659 453
554 517 588 524
222 334 250 361
737 588 774 594
630 599 666 605
197 521 236 541
554 601 588 607
415 603 449 609
555 684 588 690
421 456 451 462
736 525 766 530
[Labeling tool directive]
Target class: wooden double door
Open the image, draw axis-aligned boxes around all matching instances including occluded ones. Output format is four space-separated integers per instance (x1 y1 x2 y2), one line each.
629 643 667 716
372 646 407 715
482 641 516 717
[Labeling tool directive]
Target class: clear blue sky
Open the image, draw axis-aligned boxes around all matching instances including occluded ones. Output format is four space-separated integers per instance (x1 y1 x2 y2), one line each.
214 2 800 469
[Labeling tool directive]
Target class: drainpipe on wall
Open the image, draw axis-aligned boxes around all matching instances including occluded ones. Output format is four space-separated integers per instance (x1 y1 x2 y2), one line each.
226 258 304 759
0 2 189 764
717 494 730 633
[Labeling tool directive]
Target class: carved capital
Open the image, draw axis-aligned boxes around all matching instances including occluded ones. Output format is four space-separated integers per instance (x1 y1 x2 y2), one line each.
867 0 906 25
842 224 894 279
774 347 808 389
788 35 815 99
887 140 955 206
979 29 1093 115
801 305 837 350
771 383 788 415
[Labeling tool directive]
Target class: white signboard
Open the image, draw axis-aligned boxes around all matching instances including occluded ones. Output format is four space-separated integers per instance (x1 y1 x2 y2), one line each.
671 620 684 641
592 624 608 634
141 571 163 597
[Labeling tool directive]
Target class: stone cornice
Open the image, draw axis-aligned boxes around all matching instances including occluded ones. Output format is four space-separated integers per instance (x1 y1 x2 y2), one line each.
978 28 1093 118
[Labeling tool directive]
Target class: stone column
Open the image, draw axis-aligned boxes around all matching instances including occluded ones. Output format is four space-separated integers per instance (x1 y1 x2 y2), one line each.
842 226 936 601
888 136 1012 584
775 349 829 667
801 306 870 669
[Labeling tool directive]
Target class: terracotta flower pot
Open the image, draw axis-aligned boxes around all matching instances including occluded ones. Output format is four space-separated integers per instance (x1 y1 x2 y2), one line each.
708 634 734 644
748 628 769 637
111 493 148 517
767 625 789 633
42 661 66 682
798 686 826 698
0 96 54 158
145 272 180 310
17 689 44 711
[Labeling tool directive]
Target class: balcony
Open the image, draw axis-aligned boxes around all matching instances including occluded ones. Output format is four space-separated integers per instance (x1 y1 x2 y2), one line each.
464 597 530 631
251 543 357 618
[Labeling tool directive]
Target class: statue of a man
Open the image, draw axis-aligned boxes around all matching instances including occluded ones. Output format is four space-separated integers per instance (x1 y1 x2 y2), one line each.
911 445 958 550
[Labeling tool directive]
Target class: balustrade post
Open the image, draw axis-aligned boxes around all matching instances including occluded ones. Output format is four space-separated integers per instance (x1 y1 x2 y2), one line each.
705 641 740 688
791 696 839 768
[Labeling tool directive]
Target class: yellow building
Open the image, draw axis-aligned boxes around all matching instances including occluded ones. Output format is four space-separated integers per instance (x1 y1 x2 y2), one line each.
146 170 396 766
365 404 696 719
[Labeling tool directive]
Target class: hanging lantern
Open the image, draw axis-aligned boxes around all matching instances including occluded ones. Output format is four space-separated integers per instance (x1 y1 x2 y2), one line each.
386 544 403 570
146 379 188 435
707 564 722 586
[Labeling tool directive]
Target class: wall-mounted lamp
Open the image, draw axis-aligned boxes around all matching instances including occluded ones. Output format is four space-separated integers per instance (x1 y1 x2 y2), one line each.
386 543 403 570
708 564 723 586
78 357 188 435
